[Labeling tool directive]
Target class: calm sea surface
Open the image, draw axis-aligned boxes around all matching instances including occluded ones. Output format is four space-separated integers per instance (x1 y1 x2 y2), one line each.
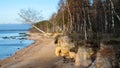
0 24 34 59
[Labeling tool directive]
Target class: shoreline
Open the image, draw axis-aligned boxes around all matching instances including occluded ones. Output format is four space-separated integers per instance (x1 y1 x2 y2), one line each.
0 33 119 68
0 33 62 68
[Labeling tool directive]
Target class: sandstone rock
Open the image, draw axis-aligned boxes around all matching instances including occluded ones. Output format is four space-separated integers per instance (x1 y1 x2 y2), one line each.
54 35 76 58
75 47 93 67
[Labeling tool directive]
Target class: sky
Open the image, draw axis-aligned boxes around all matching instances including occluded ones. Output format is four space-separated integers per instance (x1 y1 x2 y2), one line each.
0 0 59 24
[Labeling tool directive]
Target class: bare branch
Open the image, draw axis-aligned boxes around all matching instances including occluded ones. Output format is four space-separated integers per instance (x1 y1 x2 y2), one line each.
18 8 45 33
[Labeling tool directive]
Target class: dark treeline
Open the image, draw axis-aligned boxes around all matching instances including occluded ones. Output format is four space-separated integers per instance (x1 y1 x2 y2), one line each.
48 0 120 40
32 0 120 40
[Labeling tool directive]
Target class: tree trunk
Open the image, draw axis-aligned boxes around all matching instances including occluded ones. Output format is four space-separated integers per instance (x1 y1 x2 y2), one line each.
32 25 46 33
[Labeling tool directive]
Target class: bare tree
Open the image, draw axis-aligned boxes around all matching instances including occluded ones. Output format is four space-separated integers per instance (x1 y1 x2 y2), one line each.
18 8 45 33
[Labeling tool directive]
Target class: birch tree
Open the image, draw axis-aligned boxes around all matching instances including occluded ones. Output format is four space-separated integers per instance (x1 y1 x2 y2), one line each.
18 8 45 33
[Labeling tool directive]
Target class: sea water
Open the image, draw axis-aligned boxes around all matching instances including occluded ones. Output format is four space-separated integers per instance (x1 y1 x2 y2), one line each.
0 24 34 59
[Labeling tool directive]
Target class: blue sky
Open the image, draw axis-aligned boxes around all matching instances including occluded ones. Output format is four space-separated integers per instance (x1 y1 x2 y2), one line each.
0 0 59 24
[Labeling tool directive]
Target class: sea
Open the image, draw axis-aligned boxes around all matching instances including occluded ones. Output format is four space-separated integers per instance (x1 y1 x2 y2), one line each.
0 24 34 60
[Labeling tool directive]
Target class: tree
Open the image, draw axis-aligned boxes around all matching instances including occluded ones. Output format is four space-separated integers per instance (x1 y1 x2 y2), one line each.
18 8 45 33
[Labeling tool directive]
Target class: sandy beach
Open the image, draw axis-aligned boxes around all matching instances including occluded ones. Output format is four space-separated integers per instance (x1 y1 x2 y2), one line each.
1 33 119 68
0 33 62 68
